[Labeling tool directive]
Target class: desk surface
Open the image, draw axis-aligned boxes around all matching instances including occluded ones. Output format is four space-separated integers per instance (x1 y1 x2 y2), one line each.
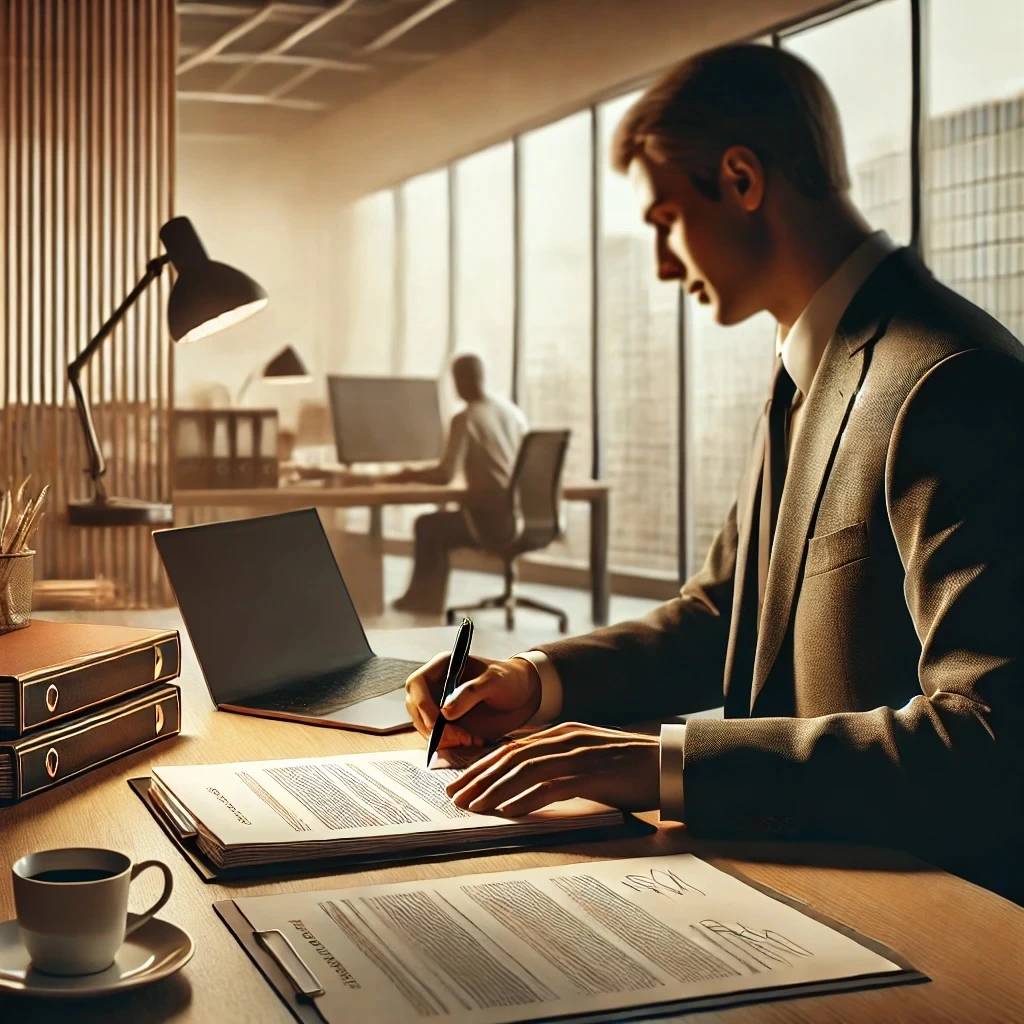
173 478 610 507
2 610 1022 1023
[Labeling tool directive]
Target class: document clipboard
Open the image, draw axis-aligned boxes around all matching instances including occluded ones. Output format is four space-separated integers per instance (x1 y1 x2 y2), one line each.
213 860 926 1024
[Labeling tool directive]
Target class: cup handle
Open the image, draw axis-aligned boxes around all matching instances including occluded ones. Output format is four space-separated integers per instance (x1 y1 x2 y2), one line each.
124 860 174 937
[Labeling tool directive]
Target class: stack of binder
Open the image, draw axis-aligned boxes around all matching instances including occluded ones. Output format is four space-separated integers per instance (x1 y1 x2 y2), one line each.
174 409 279 489
0 619 182 804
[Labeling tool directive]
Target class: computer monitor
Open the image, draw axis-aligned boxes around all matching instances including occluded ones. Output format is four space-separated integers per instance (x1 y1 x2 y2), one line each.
327 375 444 464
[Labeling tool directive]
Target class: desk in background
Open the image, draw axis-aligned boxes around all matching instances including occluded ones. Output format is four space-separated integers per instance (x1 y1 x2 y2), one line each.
2 608 1023 1023
173 478 612 626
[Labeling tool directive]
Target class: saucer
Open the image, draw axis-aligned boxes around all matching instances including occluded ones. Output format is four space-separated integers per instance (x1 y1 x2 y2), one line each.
0 913 193 998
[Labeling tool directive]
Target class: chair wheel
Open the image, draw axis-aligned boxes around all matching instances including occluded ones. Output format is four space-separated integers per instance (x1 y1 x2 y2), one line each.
445 610 456 625
558 616 569 634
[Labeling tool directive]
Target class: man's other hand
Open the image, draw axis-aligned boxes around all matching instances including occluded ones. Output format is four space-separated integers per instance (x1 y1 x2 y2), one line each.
445 723 660 815
404 654 542 748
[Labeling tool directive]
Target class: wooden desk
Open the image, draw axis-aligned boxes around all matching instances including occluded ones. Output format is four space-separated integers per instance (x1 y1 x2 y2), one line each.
173 480 612 626
3 610 1024 1023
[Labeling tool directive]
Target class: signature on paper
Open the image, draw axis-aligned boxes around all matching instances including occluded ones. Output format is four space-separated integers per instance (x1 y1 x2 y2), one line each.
620 867 706 897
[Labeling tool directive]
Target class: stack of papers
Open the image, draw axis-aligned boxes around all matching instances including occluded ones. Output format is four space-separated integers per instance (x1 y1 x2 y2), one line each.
150 749 625 869
217 852 921 1023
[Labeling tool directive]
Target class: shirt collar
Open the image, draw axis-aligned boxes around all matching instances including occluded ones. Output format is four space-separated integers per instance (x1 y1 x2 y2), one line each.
776 231 897 395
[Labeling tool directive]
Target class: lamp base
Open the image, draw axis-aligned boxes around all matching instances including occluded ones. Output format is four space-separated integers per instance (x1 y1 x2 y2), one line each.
67 495 175 528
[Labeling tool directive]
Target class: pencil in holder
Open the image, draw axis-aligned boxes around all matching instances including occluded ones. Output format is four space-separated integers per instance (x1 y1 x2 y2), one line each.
0 550 34 634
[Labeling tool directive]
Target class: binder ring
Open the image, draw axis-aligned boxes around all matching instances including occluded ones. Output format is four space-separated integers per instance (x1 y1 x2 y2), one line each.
154 645 164 680
45 747 59 779
45 684 59 713
155 704 165 734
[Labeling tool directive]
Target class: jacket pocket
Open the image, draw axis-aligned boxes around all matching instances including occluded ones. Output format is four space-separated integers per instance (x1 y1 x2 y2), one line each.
804 520 870 578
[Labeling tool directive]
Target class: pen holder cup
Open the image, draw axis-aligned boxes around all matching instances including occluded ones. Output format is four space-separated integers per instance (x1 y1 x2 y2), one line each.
0 550 34 635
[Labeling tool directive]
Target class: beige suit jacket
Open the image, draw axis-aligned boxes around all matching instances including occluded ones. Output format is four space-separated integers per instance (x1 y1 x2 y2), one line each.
538 248 1024 901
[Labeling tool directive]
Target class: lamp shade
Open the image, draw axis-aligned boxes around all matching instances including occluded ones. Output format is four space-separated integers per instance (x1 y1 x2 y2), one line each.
263 345 311 382
160 216 268 344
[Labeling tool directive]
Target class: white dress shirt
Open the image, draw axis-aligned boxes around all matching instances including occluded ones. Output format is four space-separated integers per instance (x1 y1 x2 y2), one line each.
517 230 898 822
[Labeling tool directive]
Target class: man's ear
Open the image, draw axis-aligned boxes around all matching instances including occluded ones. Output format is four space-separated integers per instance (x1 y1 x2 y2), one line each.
719 145 765 211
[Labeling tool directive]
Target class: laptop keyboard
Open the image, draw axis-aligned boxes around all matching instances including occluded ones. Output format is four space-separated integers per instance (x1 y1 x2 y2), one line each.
242 657 421 717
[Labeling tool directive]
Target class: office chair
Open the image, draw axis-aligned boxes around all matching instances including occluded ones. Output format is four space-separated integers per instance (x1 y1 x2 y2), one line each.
446 430 572 633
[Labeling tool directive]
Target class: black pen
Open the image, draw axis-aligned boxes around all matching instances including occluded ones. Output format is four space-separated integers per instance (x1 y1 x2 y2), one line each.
425 617 474 767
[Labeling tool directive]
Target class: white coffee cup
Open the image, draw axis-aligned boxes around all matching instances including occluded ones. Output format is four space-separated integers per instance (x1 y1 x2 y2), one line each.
12 847 173 976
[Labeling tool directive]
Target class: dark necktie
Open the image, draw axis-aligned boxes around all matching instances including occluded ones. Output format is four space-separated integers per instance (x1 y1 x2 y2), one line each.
758 359 798 622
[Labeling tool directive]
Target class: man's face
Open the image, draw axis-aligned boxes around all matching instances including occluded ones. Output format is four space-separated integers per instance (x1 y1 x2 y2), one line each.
629 152 767 325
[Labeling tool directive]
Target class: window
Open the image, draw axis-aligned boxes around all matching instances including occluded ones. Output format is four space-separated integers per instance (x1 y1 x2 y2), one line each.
685 306 775 577
925 0 1024 337
336 0 1024 596
397 169 450 376
783 0 913 245
453 143 515 398
597 91 680 577
336 190 396 374
519 111 594 564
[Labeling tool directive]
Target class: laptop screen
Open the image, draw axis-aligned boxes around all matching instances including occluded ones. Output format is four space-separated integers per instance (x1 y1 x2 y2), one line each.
154 509 372 704
328 375 443 464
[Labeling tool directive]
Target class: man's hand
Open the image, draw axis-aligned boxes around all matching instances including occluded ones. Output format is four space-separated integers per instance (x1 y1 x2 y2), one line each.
445 723 660 815
404 654 542 748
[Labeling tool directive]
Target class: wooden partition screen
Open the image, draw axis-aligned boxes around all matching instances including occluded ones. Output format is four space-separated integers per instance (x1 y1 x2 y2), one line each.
0 0 176 607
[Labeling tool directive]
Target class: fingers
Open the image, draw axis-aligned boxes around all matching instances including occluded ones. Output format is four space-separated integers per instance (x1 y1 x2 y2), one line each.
446 722 614 792
440 666 506 720
404 651 451 738
496 776 585 817
448 730 602 811
465 749 591 813
438 722 478 748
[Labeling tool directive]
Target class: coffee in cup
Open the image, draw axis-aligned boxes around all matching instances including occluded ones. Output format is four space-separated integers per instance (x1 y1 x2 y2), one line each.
12 848 173 976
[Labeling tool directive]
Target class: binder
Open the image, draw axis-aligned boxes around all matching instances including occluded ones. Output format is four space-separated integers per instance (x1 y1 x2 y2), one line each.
173 410 210 490
233 414 258 487
211 414 233 487
0 682 181 804
0 619 180 738
257 411 279 487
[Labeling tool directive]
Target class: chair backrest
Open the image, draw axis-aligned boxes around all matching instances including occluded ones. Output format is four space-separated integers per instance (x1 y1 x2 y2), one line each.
510 430 571 545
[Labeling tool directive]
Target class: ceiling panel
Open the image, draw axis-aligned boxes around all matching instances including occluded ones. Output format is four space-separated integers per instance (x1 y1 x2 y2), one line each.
177 0 529 138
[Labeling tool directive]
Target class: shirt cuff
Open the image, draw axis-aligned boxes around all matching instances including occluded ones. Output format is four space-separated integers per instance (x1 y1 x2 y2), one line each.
659 723 686 823
513 651 563 727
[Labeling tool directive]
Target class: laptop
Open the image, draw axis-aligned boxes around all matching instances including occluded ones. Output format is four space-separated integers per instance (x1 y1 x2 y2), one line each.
154 508 416 733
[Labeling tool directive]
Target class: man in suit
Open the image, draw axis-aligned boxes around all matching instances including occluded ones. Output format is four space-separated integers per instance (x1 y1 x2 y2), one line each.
389 354 527 613
405 45 1024 899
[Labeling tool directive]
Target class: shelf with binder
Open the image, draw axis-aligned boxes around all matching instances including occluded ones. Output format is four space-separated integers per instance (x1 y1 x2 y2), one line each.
173 409 280 490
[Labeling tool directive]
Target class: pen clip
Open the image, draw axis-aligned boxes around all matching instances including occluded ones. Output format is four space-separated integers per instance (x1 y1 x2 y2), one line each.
255 929 325 1000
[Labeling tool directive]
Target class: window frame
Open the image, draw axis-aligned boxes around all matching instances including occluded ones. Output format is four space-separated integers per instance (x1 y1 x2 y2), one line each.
364 0 927 586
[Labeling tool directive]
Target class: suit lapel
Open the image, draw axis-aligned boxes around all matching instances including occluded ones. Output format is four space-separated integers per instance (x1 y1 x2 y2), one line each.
748 317 882 710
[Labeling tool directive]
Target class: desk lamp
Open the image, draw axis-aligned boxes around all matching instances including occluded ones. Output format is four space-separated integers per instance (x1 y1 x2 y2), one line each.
67 216 268 527
236 345 311 405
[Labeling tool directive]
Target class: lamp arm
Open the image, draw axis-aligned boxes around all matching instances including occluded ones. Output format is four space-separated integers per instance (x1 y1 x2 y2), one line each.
68 255 170 497
236 368 257 406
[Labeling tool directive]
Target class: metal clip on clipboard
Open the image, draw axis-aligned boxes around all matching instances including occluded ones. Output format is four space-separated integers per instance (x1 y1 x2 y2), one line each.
255 929 325 1000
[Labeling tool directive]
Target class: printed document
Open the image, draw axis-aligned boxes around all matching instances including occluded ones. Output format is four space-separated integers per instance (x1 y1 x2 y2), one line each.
151 750 624 868
226 853 913 1023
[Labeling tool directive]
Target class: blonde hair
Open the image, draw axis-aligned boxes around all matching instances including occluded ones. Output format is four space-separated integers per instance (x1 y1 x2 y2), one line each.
613 44 850 200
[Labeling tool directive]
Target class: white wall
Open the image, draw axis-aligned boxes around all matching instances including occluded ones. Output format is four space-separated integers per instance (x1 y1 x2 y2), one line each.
174 135 321 430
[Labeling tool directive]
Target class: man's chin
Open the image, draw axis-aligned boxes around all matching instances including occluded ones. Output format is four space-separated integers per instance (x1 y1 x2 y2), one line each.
714 300 761 327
